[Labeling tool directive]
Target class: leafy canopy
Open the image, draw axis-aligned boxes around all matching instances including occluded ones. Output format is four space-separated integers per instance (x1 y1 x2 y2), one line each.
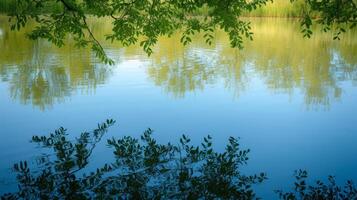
8 0 268 64
276 170 357 200
1 119 267 199
1 120 357 199
299 0 357 39
7 0 357 64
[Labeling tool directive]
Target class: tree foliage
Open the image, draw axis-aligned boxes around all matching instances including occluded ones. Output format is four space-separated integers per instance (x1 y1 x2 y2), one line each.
8 0 356 65
299 0 357 39
8 0 269 64
1 119 267 199
4 0 357 64
276 169 357 200
1 120 357 199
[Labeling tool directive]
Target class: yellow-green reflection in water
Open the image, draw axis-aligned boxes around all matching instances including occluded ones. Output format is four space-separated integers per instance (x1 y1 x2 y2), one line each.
146 19 357 108
0 17 113 110
0 16 356 109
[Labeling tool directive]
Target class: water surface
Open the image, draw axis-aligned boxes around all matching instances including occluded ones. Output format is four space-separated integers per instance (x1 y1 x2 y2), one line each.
0 16 357 198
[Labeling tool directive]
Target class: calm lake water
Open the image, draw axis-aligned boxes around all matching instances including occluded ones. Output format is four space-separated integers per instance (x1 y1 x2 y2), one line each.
0 16 357 198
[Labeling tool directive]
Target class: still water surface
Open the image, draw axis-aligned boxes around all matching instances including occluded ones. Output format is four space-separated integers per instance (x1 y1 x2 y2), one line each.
0 16 357 198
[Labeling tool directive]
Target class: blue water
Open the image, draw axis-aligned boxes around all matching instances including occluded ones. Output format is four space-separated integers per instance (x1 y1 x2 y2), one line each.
0 17 357 198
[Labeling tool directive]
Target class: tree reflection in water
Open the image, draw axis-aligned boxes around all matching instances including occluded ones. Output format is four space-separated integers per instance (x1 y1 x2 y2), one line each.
146 19 357 108
1 120 356 199
0 120 267 199
0 17 113 110
0 17 356 109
